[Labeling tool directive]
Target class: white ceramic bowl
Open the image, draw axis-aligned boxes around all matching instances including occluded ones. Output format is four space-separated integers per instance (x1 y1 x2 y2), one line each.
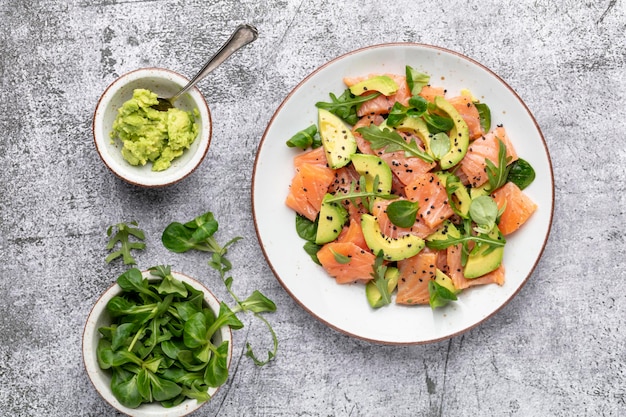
93 68 212 187
82 270 232 417
252 43 554 344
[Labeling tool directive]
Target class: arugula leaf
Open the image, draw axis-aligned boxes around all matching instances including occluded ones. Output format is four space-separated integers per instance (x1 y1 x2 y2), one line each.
106 221 146 265
316 89 381 125
323 174 397 213
485 138 513 192
425 230 505 251
355 124 435 163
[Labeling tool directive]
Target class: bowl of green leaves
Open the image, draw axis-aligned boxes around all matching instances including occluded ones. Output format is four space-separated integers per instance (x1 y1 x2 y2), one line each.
82 266 233 416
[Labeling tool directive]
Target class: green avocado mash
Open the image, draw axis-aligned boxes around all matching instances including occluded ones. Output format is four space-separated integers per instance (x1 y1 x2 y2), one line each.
111 89 199 172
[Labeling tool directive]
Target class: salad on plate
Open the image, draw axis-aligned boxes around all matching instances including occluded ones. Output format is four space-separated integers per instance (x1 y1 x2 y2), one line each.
284 66 538 310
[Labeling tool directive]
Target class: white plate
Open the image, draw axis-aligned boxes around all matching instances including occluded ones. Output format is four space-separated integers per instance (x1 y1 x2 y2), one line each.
252 43 554 345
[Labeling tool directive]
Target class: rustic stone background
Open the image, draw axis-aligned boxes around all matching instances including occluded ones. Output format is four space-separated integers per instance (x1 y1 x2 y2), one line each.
0 0 624 416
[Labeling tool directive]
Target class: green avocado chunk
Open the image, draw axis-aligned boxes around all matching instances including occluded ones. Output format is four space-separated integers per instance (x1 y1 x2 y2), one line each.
350 154 393 194
464 228 504 278
366 266 399 308
434 96 469 170
318 108 357 169
361 214 424 262
349 75 399 96
315 194 348 245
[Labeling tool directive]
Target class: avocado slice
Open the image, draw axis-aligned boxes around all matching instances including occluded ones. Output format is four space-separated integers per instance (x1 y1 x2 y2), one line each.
350 154 393 194
365 266 399 308
395 116 432 154
464 228 504 278
434 268 456 294
349 75 399 96
434 96 469 170
315 194 348 245
361 214 424 261
318 108 357 169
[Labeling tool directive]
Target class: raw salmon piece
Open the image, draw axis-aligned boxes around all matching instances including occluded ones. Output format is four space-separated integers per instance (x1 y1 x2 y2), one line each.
396 250 438 305
285 163 335 221
448 95 484 140
492 182 537 235
419 86 445 103
371 199 436 239
317 241 376 284
328 165 361 195
404 173 454 229
459 126 519 188
353 114 385 155
380 144 437 186
336 217 369 250
344 74 411 117
445 244 505 289
293 146 328 167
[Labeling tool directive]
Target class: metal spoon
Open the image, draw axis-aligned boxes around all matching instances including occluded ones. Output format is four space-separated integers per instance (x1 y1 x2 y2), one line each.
152 24 259 111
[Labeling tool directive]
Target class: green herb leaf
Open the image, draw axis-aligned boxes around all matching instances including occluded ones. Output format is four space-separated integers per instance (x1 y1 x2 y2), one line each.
286 124 319 149
355 124 434 163
111 368 143 408
428 280 457 309
330 248 352 264
474 102 491 133
469 195 499 234
386 200 419 228
105 221 146 265
423 112 454 133
204 341 230 387
506 158 536 190
406 65 431 95
425 231 505 251
295 214 317 242
429 132 451 160
240 290 277 314
244 313 278 366
303 241 322 265
485 138 513 192
316 89 381 125
386 102 409 127
407 95 429 117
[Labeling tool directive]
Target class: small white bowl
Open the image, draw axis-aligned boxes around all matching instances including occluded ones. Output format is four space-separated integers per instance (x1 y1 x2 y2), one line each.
93 68 212 187
82 270 232 417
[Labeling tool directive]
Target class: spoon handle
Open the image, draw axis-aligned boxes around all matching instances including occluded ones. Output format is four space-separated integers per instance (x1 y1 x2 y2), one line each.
171 24 259 102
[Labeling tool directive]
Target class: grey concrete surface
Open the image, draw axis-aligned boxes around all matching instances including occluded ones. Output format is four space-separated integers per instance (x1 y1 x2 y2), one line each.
1 0 624 416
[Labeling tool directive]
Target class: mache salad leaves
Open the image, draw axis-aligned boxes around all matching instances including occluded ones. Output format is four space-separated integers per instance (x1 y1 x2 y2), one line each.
99 213 278 409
